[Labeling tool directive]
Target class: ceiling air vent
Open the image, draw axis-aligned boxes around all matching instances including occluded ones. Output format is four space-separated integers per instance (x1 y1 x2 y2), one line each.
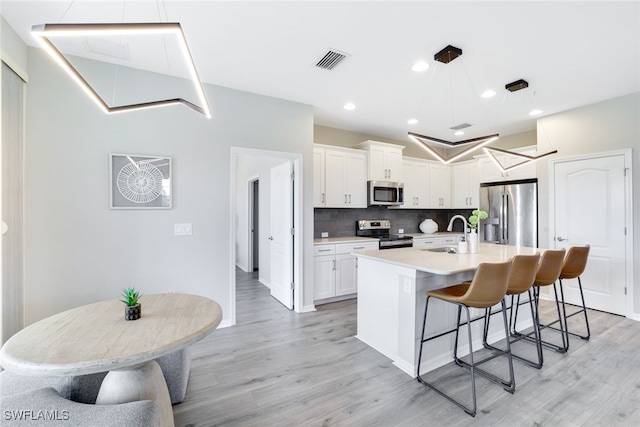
315 49 349 70
450 123 472 131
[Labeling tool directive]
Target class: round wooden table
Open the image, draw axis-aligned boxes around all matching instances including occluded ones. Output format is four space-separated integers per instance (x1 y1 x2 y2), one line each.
0 293 223 427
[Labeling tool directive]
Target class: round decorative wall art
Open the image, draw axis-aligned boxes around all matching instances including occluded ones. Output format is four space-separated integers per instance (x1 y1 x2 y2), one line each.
110 154 172 209
117 161 164 204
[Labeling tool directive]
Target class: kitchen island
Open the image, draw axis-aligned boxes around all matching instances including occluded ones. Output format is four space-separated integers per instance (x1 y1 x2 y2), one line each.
354 243 539 377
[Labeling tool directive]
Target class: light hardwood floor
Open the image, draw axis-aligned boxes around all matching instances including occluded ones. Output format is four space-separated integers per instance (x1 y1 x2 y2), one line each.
173 270 640 426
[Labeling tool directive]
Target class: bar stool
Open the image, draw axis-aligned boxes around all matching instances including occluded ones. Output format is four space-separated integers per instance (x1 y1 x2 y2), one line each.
513 248 568 353
556 245 591 346
482 254 543 368
417 260 513 417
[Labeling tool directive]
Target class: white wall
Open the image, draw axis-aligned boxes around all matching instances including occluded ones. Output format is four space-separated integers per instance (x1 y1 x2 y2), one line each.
536 92 640 315
23 47 314 326
235 154 286 287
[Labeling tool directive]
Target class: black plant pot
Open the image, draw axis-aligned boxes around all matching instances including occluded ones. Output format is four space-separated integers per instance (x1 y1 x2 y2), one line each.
125 303 141 321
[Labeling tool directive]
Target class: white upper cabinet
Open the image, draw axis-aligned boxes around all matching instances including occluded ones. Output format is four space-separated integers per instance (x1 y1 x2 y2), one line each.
428 162 451 208
452 161 479 209
402 158 429 209
477 146 537 183
356 140 404 182
313 147 326 207
318 145 368 208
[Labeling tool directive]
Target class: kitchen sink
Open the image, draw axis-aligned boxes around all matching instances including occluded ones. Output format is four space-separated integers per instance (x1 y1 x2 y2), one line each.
422 246 458 254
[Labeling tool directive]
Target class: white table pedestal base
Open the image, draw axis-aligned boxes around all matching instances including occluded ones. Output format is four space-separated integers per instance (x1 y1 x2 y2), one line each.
96 360 174 427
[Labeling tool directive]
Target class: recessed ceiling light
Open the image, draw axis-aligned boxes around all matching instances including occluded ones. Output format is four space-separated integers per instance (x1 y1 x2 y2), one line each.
454 131 465 136
407 118 418 125
529 109 543 116
481 90 496 98
412 61 429 72
344 102 356 110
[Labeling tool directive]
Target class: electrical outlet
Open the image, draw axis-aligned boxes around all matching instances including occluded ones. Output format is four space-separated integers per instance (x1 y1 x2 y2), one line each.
321 232 329 238
398 228 404 234
174 223 193 236
403 278 412 293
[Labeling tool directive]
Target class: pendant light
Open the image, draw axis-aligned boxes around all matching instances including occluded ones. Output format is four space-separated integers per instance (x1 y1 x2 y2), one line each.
407 44 500 164
31 1 211 118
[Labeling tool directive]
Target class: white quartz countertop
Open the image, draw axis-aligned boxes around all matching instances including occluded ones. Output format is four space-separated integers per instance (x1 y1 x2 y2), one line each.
353 243 540 275
314 236 379 245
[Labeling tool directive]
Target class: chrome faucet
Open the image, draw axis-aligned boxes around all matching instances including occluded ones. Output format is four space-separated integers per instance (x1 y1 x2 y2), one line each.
447 215 468 244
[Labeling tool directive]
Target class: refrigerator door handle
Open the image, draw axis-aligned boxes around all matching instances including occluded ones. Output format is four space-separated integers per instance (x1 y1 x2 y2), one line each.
504 193 509 242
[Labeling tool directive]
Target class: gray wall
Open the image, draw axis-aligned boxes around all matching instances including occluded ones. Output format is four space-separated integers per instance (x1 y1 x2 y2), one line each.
536 92 640 314
23 47 314 326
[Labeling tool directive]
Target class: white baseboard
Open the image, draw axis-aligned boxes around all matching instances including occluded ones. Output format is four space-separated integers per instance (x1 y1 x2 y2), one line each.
627 312 640 321
258 278 270 289
301 304 317 313
217 319 233 329
235 263 250 273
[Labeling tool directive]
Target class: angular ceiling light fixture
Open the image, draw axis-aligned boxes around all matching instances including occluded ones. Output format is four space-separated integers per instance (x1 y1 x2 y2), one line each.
483 146 558 173
407 44 499 164
31 23 212 118
482 79 558 172
408 132 499 164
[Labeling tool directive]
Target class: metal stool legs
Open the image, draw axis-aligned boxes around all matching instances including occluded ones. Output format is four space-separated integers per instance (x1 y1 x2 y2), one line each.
513 284 569 353
417 296 515 417
483 290 544 369
556 277 591 341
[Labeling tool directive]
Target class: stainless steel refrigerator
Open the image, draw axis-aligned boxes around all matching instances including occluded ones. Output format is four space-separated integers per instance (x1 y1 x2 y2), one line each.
479 179 537 247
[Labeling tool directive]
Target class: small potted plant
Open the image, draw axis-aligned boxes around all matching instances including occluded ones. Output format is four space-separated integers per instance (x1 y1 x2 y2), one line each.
468 210 488 253
121 287 142 321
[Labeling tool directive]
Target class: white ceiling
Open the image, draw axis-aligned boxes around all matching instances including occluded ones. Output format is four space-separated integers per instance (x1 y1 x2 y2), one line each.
2 1 639 143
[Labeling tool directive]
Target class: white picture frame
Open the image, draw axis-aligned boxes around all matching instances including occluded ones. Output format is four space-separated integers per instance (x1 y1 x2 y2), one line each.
110 153 172 209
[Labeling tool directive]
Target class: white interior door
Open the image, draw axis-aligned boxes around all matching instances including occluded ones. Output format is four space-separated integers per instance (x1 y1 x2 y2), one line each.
552 154 627 315
269 161 294 309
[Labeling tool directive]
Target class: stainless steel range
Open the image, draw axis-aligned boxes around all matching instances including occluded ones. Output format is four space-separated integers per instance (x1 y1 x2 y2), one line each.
356 220 413 250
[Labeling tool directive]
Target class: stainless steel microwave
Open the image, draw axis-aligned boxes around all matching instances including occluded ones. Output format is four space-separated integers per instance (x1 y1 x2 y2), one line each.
368 181 404 206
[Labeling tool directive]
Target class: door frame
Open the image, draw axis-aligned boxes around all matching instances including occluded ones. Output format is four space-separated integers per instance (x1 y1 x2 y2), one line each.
548 148 634 318
230 147 304 325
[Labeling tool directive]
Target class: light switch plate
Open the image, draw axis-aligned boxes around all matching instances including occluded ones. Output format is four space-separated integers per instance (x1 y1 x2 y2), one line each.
174 223 192 236
321 232 329 238
398 228 404 234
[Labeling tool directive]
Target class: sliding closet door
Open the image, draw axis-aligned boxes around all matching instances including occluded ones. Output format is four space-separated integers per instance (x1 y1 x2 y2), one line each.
2 61 25 342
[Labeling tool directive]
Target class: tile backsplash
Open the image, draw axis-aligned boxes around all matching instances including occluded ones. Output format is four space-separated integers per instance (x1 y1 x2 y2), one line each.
314 207 474 238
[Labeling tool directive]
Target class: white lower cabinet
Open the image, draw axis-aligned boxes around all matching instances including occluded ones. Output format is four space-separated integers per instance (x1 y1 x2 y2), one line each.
314 241 378 301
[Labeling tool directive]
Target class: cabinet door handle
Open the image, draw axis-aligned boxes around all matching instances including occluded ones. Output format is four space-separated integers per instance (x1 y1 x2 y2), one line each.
353 246 365 250
318 249 332 252
348 194 351 204
332 260 336 270
344 194 347 204
322 193 325 204
469 197 472 206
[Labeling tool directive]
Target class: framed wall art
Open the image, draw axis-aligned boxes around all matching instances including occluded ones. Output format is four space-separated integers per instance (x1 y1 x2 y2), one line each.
110 154 172 209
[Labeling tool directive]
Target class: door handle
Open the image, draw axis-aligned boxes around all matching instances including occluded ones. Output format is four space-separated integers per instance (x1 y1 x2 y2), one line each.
557 236 569 241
